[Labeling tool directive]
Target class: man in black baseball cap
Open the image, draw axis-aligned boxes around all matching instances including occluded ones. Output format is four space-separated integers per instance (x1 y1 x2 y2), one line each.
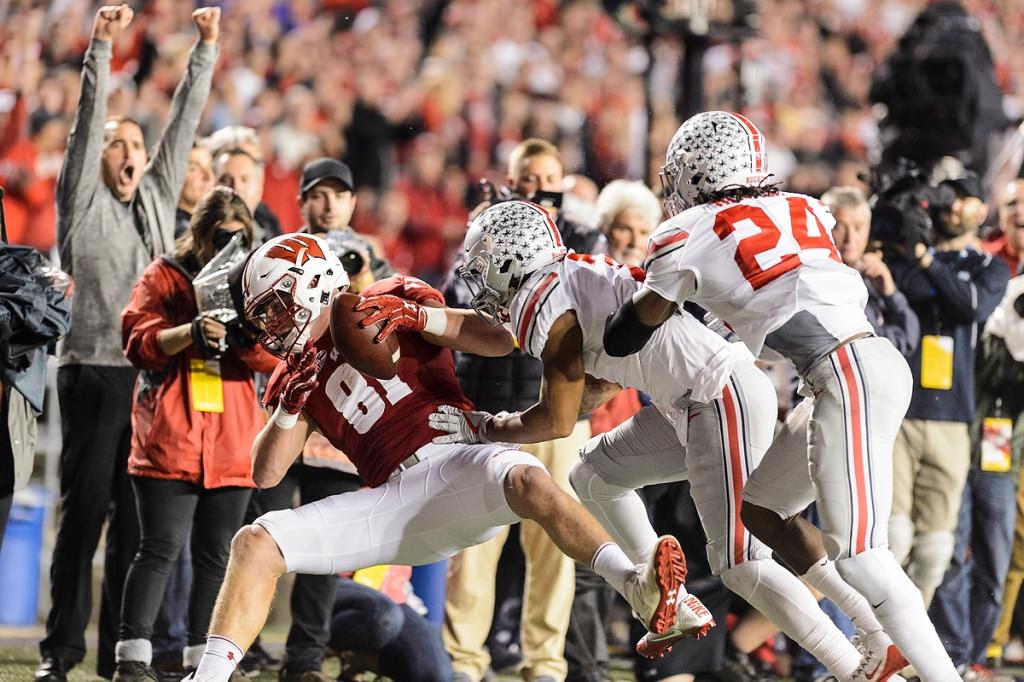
297 157 391 284
299 157 356 232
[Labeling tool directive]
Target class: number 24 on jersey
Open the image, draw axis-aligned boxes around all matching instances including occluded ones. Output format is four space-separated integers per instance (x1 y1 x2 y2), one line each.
712 196 841 290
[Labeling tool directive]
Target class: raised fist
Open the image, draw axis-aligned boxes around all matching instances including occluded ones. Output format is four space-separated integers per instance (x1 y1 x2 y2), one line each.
92 4 134 43
192 6 221 45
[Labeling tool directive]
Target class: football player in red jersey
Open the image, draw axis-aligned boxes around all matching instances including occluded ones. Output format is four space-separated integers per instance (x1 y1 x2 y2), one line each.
187 234 702 682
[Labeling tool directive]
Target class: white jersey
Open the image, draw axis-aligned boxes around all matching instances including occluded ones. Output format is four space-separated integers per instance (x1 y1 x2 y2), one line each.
507 253 752 408
642 192 873 373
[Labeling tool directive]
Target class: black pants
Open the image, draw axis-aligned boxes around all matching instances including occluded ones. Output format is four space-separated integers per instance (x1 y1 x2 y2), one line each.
120 477 250 646
249 463 361 673
565 565 616 682
42 365 139 678
329 579 452 682
0 389 13 553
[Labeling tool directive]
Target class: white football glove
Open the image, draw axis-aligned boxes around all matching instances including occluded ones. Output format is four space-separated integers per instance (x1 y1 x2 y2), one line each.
428 405 499 444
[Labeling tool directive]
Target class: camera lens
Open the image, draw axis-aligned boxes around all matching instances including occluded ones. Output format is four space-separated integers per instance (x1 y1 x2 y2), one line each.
340 250 364 276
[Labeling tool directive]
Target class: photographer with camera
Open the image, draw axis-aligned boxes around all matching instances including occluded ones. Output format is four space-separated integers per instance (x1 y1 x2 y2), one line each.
885 171 1009 613
822 186 920 358
442 139 606 682
115 187 276 681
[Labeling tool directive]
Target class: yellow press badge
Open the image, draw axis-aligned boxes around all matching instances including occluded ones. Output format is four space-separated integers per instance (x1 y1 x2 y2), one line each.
981 417 1013 473
352 565 390 590
190 359 224 413
920 335 954 390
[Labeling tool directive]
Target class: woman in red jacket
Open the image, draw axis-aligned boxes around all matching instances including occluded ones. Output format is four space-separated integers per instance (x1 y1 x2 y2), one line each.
115 187 279 681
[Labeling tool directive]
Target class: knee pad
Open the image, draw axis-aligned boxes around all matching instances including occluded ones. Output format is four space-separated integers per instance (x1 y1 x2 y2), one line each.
908 531 955 596
569 459 632 503
835 546 906 607
719 559 763 597
887 514 914 565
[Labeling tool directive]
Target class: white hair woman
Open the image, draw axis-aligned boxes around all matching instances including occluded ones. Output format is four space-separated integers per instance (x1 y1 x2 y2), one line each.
595 180 662 265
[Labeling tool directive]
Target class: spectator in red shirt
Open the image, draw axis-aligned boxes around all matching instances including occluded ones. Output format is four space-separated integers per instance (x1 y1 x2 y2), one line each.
394 134 467 282
0 110 66 252
115 187 277 681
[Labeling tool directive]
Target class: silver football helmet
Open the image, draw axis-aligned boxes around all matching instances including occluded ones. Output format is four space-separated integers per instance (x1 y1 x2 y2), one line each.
460 200 567 322
661 111 771 215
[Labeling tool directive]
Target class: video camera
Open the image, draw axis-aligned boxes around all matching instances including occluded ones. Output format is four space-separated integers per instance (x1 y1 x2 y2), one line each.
867 160 959 250
477 179 563 214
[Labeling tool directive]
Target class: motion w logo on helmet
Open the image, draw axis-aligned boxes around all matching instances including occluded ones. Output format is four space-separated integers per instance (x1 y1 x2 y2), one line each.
265 235 326 266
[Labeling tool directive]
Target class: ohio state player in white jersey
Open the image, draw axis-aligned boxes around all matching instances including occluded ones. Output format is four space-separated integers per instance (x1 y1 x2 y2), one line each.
361 200 907 678
604 111 957 681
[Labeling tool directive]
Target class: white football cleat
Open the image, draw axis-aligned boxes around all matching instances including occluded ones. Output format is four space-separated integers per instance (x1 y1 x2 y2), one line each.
623 535 716 659
850 630 909 682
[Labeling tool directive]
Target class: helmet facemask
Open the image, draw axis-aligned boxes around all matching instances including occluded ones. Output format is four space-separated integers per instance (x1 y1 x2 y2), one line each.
460 235 521 324
246 272 331 358
242 233 349 358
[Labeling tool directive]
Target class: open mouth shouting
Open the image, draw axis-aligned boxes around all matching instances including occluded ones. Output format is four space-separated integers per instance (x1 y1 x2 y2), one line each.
119 161 136 187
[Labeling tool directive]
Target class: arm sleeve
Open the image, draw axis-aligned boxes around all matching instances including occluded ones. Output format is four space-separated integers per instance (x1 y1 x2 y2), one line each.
874 289 921 357
121 264 177 370
56 39 111 249
140 42 218 224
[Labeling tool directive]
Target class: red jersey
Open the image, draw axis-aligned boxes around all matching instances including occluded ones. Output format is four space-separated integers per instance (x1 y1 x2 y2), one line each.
265 275 473 487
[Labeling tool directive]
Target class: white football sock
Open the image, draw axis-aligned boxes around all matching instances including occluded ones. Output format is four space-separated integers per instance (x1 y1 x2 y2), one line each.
802 556 884 634
182 644 205 670
836 548 959 681
192 636 244 682
115 638 152 665
570 460 659 563
721 559 861 680
590 541 635 596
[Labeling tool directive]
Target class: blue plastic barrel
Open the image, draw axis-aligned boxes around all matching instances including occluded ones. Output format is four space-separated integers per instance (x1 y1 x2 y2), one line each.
0 501 45 625
410 560 447 625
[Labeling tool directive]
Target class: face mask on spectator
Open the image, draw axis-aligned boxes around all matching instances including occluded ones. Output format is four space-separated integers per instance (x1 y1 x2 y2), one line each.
212 226 243 252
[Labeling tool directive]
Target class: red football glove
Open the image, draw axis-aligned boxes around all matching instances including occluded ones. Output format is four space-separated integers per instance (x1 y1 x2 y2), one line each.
355 294 427 343
278 345 320 415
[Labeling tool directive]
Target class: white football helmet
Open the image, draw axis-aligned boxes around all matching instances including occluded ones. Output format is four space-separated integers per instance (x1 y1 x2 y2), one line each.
460 200 567 321
242 233 348 357
661 111 771 215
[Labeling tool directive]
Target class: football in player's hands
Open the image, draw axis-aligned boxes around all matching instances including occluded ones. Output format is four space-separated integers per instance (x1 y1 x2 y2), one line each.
330 292 400 379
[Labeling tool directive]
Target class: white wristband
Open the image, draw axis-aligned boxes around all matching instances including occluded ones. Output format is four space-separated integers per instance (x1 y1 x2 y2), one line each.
421 306 448 336
272 405 299 430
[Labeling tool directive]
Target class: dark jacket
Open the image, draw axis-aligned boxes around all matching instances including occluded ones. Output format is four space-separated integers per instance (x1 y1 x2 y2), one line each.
970 332 1024 478
443 216 606 412
862 276 920 359
890 247 1009 422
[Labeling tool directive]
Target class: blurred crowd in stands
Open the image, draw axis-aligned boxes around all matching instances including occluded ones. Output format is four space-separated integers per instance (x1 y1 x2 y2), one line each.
2 0 1023 283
